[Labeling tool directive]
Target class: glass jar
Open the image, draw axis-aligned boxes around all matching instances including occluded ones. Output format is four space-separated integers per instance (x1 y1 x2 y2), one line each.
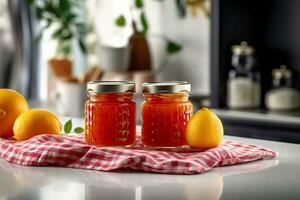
265 65 300 111
272 65 292 88
85 81 136 147
227 41 261 109
141 82 193 148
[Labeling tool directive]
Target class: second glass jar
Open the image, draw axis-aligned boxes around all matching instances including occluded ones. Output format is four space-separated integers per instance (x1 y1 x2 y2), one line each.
141 82 193 148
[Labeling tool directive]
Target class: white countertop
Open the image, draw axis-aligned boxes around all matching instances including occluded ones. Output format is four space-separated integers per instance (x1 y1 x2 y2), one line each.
1 119 300 200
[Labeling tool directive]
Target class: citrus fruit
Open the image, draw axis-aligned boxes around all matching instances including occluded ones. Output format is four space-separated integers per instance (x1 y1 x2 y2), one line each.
186 107 223 148
0 89 29 137
13 109 62 141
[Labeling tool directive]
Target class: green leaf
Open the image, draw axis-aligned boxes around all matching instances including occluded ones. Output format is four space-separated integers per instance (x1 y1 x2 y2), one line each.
44 2 56 16
74 127 84 134
59 0 71 12
135 0 143 8
26 0 34 5
36 7 44 20
76 23 85 30
167 40 183 54
52 27 64 39
76 23 86 35
64 13 76 24
58 40 71 57
64 119 72 133
79 38 87 54
115 15 126 27
140 12 148 35
45 18 52 29
62 32 72 40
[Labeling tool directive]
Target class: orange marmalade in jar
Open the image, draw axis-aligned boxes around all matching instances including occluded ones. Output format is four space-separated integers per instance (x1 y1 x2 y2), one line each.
141 82 193 148
85 81 136 147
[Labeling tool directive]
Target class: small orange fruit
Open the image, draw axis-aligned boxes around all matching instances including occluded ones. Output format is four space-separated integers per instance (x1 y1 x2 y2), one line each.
0 89 29 137
13 109 61 141
186 107 223 149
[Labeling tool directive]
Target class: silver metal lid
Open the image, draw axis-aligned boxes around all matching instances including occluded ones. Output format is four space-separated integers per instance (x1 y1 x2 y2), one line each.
231 41 255 55
142 81 191 94
87 81 135 94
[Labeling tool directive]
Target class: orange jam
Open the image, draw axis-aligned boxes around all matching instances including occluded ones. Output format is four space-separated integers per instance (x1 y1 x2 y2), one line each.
85 81 136 146
141 82 193 147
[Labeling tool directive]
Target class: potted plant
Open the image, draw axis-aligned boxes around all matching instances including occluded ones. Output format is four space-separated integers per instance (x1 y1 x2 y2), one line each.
115 0 183 73
27 0 89 117
27 0 86 76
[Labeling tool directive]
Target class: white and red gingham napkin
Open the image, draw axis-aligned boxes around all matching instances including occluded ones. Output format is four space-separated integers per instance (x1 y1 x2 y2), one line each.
0 134 277 174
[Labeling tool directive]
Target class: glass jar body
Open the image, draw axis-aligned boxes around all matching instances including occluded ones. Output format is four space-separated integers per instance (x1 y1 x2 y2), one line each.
85 93 136 147
141 93 193 148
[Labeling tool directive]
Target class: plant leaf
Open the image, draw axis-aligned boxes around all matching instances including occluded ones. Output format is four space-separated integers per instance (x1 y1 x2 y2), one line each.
79 38 87 54
26 0 34 5
64 13 76 24
115 15 126 27
59 0 70 13
36 7 44 20
135 0 143 8
52 27 64 39
58 40 71 57
74 127 84 134
167 40 183 54
44 2 56 16
64 119 72 133
140 12 148 35
62 32 72 40
76 23 86 35
45 18 52 29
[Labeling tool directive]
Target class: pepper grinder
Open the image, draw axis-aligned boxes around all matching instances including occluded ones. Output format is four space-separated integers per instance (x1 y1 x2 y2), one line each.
265 65 300 111
227 41 261 109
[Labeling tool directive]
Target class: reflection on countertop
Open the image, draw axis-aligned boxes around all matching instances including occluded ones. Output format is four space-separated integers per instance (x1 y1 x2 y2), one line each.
0 141 280 200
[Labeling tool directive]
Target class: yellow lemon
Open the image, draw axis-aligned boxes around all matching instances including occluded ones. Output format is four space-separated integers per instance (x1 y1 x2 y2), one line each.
186 107 223 148
0 89 29 137
13 109 62 141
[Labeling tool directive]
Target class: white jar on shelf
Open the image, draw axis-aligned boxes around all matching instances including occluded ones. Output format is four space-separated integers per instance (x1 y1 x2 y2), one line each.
227 41 261 109
265 65 300 111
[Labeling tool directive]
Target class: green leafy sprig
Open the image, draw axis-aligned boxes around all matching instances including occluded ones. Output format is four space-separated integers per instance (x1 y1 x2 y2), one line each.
64 119 84 134
27 0 87 58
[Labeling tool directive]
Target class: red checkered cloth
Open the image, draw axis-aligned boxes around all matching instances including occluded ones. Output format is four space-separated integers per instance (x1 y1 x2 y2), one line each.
0 134 277 174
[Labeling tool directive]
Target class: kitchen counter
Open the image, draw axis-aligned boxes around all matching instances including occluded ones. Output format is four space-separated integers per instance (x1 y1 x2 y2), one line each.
213 109 300 126
0 120 300 199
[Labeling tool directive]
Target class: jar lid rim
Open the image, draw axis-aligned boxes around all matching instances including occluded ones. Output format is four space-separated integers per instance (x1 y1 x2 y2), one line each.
87 81 135 94
142 81 191 94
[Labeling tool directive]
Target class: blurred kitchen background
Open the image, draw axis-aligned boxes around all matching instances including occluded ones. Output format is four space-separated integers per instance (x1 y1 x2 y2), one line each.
1 0 300 143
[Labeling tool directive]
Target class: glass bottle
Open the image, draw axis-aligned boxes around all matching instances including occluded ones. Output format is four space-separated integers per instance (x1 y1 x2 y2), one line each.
265 65 300 111
227 41 261 109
